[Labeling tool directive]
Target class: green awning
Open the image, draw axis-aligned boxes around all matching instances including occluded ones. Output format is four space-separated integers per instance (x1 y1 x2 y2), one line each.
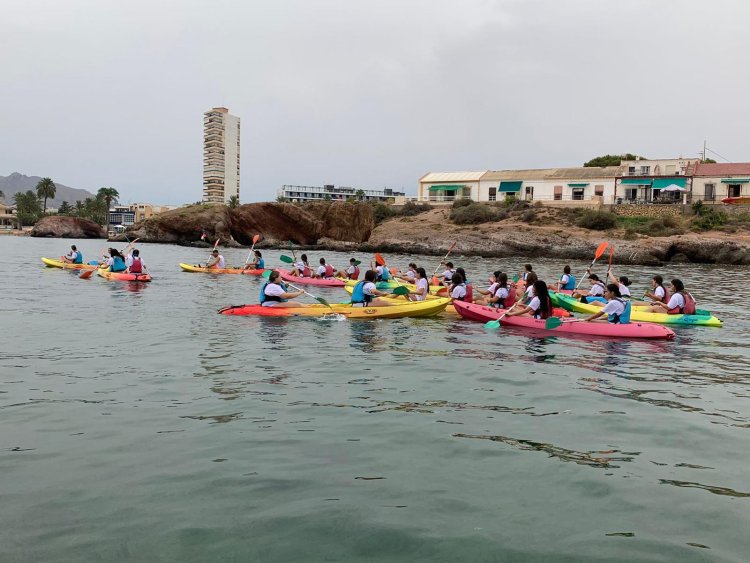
429 185 466 191
621 178 652 185
499 181 522 193
567 183 589 187
653 177 687 189
721 178 749 183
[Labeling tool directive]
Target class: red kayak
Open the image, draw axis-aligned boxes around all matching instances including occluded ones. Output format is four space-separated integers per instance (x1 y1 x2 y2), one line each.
278 269 345 287
453 301 675 340
97 269 152 282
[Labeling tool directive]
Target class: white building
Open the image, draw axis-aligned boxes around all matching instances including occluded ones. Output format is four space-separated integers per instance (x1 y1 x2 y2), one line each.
278 184 405 203
418 172 486 202
615 158 697 204
690 162 750 204
203 107 240 204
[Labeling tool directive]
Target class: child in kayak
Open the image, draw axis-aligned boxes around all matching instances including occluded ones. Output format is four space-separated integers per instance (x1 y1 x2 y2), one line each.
572 273 606 303
206 249 225 269
61 245 83 264
375 263 392 282
486 273 515 308
260 271 305 308
336 258 361 280
587 272 632 308
448 271 473 302
517 272 538 304
583 284 631 323
506 280 552 319
650 279 696 315
395 263 418 283
103 248 127 272
315 258 335 279
290 254 311 277
475 271 501 304
351 270 395 307
548 265 575 292
244 251 264 270
643 275 669 304
125 249 147 274
408 268 430 302
520 263 534 282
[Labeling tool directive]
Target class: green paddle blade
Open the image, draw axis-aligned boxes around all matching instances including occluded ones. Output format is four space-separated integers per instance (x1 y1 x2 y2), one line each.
353 260 362 266
512 274 519 283
279 255 294 263
695 309 711 316
484 319 501 329
316 297 331 307
261 270 272 279
544 317 563 330
391 286 410 296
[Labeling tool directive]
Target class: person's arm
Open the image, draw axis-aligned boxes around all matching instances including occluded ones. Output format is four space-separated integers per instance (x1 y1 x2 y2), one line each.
607 271 618 284
506 304 531 316
280 290 304 299
584 310 606 322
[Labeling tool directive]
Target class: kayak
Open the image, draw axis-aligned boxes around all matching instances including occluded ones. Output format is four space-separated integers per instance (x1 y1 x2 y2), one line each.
278 269 345 287
343 278 447 294
179 263 265 275
97 269 152 282
219 297 451 318
721 196 750 205
41 257 97 271
551 292 722 327
453 301 676 340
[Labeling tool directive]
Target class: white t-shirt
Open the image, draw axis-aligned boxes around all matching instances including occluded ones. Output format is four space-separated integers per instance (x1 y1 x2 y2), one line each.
211 255 225 269
589 282 605 296
125 255 134 267
654 285 666 300
414 278 429 301
666 293 685 311
494 286 509 302
317 265 327 276
524 286 534 299
346 265 356 275
528 296 541 315
443 269 454 282
560 274 570 285
363 282 377 296
487 282 499 295
405 270 416 280
602 299 626 317
618 283 631 297
66 250 78 260
451 284 466 299
262 283 286 307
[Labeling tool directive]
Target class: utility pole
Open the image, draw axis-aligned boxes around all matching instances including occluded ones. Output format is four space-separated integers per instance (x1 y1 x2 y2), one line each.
703 140 707 162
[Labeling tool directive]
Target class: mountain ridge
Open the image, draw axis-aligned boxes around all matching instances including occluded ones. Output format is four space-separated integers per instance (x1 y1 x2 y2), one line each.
0 172 96 207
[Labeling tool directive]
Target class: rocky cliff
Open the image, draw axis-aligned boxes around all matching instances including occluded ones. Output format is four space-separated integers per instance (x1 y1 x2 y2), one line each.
121 202 374 246
30 216 107 238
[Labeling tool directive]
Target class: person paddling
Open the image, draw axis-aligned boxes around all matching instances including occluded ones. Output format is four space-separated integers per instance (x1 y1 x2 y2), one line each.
440 262 456 286
650 279 697 315
336 258 361 280
475 271 501 304
315 257 335 279
486 273 515 308
408 267 431 302
206 249 225 270
125 249 147 275
548 265 575 292
260 271 305 308
519 263 534 282
103 248 127 273
643 275 669 304
291 254 311 277
61 245 84 264
351 270 395 306
517 272 538 304
506 280 552 319
583 284 631 323
572 272 606 303
395 263 418 283
244 250 264 270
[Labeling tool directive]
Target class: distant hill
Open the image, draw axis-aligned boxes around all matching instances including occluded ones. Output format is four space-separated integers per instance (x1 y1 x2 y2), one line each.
0 172 96 208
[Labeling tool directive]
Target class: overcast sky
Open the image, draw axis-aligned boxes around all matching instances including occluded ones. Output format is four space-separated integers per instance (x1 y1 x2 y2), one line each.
2 0 749 204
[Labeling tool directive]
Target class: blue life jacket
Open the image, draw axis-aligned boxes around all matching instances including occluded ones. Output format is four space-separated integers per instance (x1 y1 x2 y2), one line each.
257 258 265 269
351 281 372 305
111 256 126 272
380 267 390 282
73 251 83 264
259 282 287 304
561 274 575 290
608 298 631 324
585 296 608 305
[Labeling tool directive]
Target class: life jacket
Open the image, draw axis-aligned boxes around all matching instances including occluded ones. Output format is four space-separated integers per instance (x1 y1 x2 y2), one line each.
380 267 391 281
453 283 469 301
657 284 670 304
504 286 516 308
111 256 126 272
608 298 631 324
464 283 473 303
348 266 360 280
129 257 143 273
73 251 83 264
351 281 372 305
562 274 575 290
302 265 312 277
257 258 265 269
682 291 696 315
259 282 287 304
324 263 334 277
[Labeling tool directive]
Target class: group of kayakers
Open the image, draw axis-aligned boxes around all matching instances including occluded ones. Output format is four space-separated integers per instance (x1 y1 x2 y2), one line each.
60 244 148 274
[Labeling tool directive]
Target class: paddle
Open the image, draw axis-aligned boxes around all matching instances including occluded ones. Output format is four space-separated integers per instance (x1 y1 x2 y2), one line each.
374 253 403 287
430 241 457 284
244 234 262 265
79 267 96 279
261 270 333 309
575 241 609 289
288 240 297 261
390 286 410 297
279 255 294 264
485 303 518 329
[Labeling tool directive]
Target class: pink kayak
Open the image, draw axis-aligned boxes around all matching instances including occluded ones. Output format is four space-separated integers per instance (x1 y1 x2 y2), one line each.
452 301 675 340
278 269 345 287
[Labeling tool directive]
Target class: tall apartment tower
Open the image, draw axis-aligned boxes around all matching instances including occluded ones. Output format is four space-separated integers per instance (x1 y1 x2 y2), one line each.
203 107 240 204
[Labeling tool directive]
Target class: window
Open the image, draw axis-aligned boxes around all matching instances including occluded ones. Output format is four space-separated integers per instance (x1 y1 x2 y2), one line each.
625 188 637 200
704 184 715 201
525 186 534 200
554 185 563 200
594 185 604 196
628 166 636 176
728 184 741 198
488 187 497 202
572 188 585 201
640 165 650 175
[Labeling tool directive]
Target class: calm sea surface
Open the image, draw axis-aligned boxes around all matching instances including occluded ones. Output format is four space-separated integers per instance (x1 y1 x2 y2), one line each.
2 236 750 562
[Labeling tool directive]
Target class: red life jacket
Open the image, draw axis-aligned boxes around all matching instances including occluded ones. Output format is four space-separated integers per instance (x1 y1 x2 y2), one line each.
324 264 334 277
464 284 474 302
659 285 670 304
504 286 516 308
682 292 696 314
302 266 312 277
349 266 360 280
129 257 143 273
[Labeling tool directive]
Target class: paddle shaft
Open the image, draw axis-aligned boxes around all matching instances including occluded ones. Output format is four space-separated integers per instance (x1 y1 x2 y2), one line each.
575 244 608 289
244 235 261 265
431 241 457 278
282 281 334 309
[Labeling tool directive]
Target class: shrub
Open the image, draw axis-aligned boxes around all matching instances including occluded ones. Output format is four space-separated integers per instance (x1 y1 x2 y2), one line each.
452 198 473 209
400 201 432 217
450 202 500 225
372 202 395 225
576 210 617 230
520 210 537 223
691 208 727 231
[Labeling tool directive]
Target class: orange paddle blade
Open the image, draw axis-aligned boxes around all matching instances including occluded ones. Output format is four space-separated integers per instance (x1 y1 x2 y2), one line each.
79 269 95 279
431 276 440 286
389 267 398 275
594 241 609 260
608 245 615 264
374 253 386 266
252 234 261 244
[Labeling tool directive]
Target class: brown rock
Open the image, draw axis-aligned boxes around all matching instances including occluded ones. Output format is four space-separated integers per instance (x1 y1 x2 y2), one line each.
30 216 106 238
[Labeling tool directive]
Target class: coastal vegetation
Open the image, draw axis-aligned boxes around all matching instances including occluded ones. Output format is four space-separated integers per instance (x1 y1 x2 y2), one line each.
35 177 56 213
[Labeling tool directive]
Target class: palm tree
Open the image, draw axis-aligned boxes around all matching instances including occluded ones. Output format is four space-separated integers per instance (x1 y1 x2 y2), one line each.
97 187 120 227
355 189 365 201
0 190 4 201
35 177 56 213
228 195 240 209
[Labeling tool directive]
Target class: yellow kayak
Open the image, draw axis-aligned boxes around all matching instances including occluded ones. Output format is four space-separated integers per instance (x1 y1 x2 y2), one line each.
41 257 97 271
179 263 265 275
343 285 457 315
219 297 451 318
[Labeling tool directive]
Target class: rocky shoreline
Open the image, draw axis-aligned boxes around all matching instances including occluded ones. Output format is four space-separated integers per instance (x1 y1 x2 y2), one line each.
35 202 750 266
